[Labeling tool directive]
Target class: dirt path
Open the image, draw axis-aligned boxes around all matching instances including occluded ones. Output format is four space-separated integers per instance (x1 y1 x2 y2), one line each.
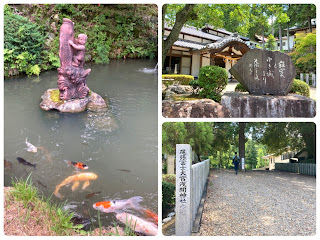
199 169 316 236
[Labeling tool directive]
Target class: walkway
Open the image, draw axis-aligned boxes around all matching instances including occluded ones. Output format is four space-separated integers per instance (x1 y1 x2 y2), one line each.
223 81 316 100
199 169 316 236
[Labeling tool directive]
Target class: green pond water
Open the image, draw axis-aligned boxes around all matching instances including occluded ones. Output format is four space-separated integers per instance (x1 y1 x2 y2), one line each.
4 59 158 231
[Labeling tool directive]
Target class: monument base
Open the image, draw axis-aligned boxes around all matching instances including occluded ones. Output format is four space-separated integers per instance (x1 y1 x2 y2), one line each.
221 92 316 118
40 88 108 113
162 99 231 118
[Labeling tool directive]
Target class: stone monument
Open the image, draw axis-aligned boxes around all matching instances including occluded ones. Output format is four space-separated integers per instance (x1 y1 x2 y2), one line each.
40 18 107 113
222 48 315 117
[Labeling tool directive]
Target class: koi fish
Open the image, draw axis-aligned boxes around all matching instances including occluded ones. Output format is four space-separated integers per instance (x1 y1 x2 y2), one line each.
64 160 88 170
54 172 98 199
16 157 36 169
116 212 158 236
85 191 101 199
4 159 12 169
25 138 37 153
143 209 158 223
93 196 143 213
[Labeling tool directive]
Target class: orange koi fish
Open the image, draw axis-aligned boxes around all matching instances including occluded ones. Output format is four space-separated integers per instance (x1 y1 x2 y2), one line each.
93 196 143 213
143 209 158 223
64 160 88 170
116 212 158 236
54 172 98 199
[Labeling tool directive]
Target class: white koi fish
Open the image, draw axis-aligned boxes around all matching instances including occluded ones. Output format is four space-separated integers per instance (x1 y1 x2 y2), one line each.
116 212 158 236
25 138 37 153
93 196 143 213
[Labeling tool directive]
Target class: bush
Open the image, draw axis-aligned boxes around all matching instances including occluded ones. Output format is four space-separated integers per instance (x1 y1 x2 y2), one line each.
235 83 248 92
198 65 228 102
162 181 175 211
162 74 194 86
290 79 310 97
162 174 176 185
4 13 46 77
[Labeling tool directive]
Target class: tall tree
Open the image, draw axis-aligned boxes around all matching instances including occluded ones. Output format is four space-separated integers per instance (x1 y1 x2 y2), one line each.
239 122 246 171
287 4 316 33
162 122 187 155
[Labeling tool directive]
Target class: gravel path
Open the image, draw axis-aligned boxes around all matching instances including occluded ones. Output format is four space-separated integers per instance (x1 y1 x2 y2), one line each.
199 169 316 236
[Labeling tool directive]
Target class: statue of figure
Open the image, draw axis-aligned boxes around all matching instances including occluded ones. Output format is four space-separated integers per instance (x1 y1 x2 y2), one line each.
57 18 91 100
69 33 87 68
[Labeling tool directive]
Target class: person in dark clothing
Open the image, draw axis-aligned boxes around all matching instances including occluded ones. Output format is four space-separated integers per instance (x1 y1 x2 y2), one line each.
233 152 240 174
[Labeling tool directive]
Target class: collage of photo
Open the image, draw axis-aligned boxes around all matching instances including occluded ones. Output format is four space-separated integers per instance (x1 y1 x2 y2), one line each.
2 2 318 239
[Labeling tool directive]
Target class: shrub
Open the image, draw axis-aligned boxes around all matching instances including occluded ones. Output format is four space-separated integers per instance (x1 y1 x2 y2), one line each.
290 79 310 97
235 83 248 92
198 65 228 102
162 181 175 211
162 174 176 185
4 13 46 76
162 74 194 86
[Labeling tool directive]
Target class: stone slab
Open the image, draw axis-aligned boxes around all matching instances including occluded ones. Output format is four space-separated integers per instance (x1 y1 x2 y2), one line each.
162 99 231 118
221 92 316 118
176 144 192 236
230 49 296 95
40 88 108 113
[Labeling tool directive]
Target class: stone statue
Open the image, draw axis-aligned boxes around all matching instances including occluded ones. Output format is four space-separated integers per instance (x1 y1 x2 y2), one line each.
57 18 91 100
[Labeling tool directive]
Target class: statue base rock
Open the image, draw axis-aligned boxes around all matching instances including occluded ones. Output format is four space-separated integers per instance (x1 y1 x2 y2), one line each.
40 88 108 113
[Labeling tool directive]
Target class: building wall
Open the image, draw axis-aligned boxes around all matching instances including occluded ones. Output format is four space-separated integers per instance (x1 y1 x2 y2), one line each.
202 55 210 67
181 57 191 75
191 54 201 77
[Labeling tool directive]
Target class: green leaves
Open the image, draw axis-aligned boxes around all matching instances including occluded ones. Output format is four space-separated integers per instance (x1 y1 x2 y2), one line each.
198 65 228 102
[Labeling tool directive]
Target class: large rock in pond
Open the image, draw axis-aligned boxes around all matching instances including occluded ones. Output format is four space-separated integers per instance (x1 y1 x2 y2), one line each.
221 92 316 118
230 49 296 95
40 88 108 113
162 99 231 118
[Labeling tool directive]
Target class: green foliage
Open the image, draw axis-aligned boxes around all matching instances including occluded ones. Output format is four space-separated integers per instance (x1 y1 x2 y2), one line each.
289 32 316 74
162 122 187 155
235 83 248 92
162 181 175 211
162 174 176 185
198 65 228 102
266 34 276 50
4 4 158 77
289 79 310 97
4 12 46 77
162 74 194 86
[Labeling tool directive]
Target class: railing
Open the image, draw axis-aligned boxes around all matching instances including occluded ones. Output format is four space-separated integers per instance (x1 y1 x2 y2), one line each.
275 163 316 176
175 144 210 235
300 73 316 87
191 159 210 225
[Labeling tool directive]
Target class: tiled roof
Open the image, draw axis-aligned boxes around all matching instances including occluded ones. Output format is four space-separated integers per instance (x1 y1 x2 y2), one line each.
173 39 207 50
164 23 221 41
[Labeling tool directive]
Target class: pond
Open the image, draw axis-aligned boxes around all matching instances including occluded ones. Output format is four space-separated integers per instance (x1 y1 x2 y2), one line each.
4 59 158 232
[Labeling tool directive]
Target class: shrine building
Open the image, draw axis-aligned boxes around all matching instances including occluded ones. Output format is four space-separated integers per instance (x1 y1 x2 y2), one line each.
163 23 254 78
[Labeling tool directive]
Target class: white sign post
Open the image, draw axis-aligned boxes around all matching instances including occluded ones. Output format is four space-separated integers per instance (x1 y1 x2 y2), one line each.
176 144 192 236
241 158 245 170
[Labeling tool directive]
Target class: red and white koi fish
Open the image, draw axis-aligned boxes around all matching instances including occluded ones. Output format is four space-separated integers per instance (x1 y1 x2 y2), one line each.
116 212 158 236
25 138 37 153
143 208 158 223
64 160 88 170
93 196 143 213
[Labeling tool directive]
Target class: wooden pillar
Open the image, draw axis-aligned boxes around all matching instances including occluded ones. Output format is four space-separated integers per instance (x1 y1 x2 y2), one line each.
190 54 193 75
210 53 215 66
200 53 203 68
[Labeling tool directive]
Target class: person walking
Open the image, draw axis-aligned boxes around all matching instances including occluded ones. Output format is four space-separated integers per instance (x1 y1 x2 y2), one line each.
233 152 240 175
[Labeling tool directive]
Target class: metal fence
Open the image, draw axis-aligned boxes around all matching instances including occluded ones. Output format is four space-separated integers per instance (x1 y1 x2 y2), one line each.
275 163 316 176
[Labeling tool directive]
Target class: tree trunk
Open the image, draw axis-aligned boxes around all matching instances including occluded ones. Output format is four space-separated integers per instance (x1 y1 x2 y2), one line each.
162 4 195 70
279 24 282 51
308 16 312 33
287 23 290 52
262 25 265 50
239 123 245 171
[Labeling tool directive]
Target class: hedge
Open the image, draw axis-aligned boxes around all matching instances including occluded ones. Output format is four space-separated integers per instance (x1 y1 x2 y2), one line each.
289 79 310 97
235 79 310 97
162 174 176 185
162 74 194 86
162 181 175 211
